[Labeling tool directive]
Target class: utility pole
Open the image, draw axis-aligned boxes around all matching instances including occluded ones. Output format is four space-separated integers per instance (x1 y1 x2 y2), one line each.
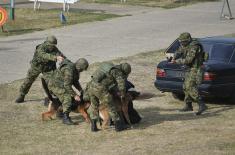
9 0 15 20
221 0 233 20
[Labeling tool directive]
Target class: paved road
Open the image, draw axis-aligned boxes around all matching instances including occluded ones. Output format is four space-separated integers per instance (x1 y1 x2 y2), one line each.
0 1 235 83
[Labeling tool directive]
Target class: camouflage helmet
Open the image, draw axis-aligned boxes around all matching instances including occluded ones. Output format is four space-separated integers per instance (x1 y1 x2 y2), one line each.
75 58 89 71
46 35 57 45
120 63 131 75
178 32 192 42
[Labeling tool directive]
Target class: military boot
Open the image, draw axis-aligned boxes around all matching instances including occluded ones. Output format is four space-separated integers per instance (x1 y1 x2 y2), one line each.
15 95 25 103
63 112 74 125
115 120 129 132
91 119 99 132
179 102 193 112
195 98 208 115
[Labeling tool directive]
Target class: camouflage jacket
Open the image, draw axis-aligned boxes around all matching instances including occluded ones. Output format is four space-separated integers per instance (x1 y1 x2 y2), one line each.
92 63 127 96
174 40 206 69
31 41 65 73
49 59 82 96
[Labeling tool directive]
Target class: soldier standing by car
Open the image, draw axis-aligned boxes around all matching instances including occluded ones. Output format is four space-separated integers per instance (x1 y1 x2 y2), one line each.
87 62 131 132
15 36 65 103
171 32 208 115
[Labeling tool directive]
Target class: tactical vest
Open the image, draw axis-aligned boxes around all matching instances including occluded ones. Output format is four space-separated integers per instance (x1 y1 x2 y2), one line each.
189 40 206 69
92 62 115 83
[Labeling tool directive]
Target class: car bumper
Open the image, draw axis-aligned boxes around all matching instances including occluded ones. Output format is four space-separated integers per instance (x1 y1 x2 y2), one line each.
155 80 234 98
154 80 183 94
199 83 234 97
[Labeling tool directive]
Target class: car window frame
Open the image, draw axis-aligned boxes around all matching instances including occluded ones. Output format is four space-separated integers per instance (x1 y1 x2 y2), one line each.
228 45 235 63
165 39 180 54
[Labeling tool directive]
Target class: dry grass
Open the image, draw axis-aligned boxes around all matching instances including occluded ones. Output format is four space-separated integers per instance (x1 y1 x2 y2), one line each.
0 48 235 154
81 0 219 8
0 8 122 36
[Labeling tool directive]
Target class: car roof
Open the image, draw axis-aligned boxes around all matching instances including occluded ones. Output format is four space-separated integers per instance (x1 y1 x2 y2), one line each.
198 36 235 44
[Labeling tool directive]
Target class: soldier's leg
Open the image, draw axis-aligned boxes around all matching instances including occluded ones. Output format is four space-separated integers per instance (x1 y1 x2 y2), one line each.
41 77 51 106
181 94 193 112
189 86 207 115
87 92 100 132
16 66 41 103
179 78 193 112
62 94 75 125
101 92 129 132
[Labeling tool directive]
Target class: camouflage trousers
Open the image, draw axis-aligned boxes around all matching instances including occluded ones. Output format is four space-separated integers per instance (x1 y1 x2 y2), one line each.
19 64 54 96
48 82 72 113
87 81 120 121
183 68 203 103
19 64 41 96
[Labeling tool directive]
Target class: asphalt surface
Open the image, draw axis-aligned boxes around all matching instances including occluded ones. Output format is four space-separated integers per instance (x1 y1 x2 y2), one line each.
0 1 235 84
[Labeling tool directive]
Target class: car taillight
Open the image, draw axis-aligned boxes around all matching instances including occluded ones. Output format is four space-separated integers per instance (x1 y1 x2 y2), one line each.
156 68 166 77
204 72 216 81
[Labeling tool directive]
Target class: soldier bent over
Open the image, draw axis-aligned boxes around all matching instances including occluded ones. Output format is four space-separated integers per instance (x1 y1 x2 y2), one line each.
47 58 89 125
87 62 131 132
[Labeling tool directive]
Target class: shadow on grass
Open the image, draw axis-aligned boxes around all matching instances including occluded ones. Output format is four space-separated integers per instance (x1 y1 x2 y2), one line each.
205 97 235 105
134 104 235 129
135 92 164 100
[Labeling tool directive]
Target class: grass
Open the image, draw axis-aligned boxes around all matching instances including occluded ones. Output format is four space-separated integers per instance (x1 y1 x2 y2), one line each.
81 0 219 8
0 47 235 154
0 8 122 36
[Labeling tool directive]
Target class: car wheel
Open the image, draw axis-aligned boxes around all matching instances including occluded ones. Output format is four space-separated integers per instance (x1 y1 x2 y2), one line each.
172 92 185 101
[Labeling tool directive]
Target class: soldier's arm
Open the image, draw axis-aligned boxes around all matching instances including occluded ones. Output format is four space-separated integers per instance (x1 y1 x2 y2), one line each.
55 47 66 58
37 45 57 61
176 45 199 65
73 81 83 92
111 69 126 97
173 49 184 60
62 67 77 96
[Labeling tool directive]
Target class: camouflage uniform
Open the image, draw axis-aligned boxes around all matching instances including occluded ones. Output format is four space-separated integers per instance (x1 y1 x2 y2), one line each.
88 63 126 121
48 59 82 113
87 62 131 131
16 36 65 103
174 32 207 115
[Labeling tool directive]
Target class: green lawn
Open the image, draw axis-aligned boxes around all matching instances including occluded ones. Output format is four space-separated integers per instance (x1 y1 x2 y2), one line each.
0 8 122 36
82 0 219 8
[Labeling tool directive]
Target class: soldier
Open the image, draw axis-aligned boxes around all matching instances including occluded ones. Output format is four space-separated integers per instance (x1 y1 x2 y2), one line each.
87 62 131 132
47 58 89 125
15 36 65 103
171 32 208 115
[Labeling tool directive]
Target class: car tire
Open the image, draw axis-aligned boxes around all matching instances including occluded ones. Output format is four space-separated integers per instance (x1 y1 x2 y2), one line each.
172 92 185 101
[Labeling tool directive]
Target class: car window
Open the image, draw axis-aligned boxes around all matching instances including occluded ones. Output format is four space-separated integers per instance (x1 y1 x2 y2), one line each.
209 43 235 62
166 40 180 53
201 43 212 54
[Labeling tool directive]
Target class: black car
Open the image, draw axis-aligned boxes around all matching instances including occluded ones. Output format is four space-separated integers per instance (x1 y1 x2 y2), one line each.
154 37 235 100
